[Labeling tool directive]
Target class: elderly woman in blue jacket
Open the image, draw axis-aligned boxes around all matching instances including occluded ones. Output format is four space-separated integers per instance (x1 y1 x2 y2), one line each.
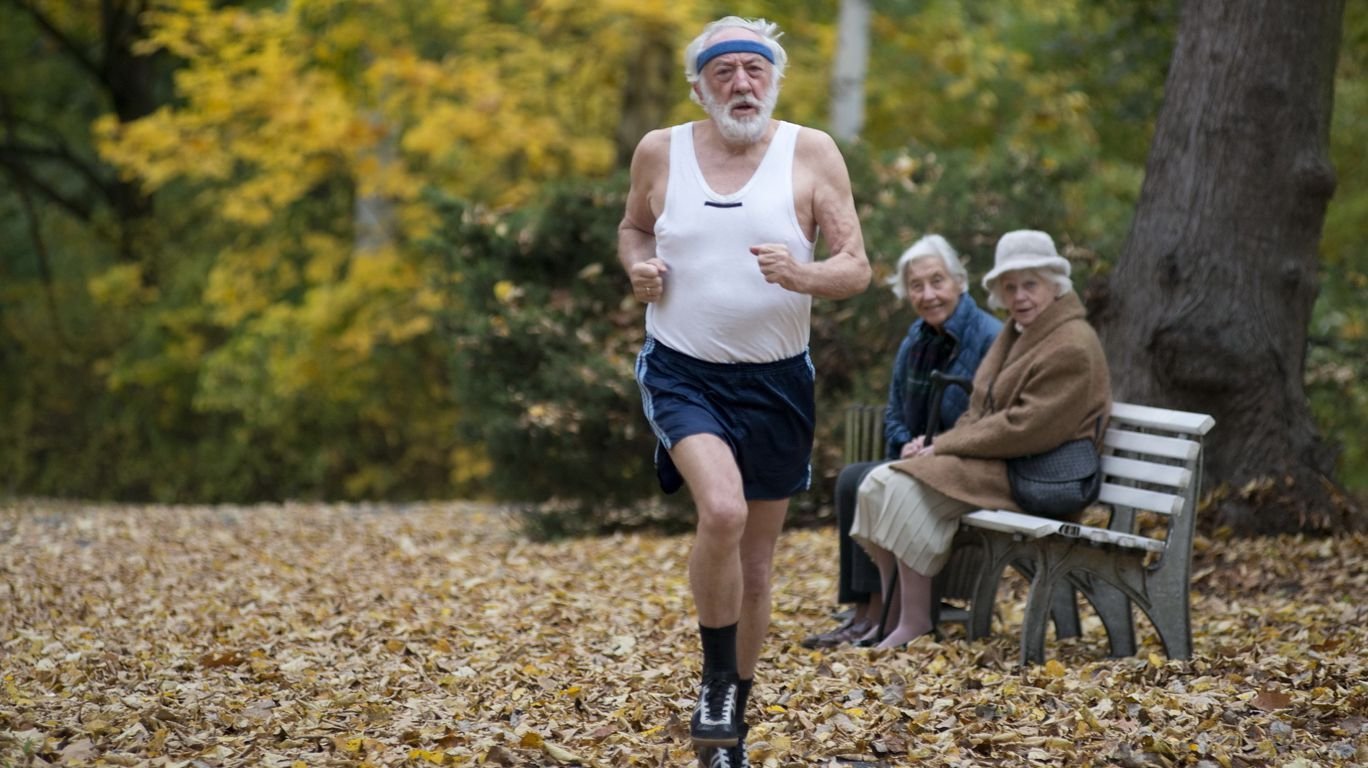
803 234 1001 649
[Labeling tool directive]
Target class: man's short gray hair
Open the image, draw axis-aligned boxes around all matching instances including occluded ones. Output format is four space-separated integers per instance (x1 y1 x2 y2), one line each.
684 16 788 104
888 234 969 300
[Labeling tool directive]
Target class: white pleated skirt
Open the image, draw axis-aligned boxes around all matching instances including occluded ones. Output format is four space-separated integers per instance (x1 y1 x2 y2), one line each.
849 464 975 577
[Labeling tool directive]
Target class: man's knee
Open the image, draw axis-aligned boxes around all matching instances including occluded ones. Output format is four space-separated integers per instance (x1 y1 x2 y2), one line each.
696 496 748 538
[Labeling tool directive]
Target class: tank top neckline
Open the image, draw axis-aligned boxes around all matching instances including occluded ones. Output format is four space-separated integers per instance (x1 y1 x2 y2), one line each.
683 120 795 204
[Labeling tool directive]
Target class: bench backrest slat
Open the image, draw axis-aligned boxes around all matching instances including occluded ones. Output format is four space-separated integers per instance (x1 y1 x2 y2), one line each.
1101 455 1192 489
1104 429 1202 462
1098 483 1184 516
1109 402 1216 436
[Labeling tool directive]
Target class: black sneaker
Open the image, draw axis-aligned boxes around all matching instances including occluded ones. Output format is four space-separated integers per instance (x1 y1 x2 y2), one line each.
690 673 740 747
696 741 750 768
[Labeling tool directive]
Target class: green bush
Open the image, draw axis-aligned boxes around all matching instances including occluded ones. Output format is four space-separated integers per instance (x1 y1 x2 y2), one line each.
428 184 671 531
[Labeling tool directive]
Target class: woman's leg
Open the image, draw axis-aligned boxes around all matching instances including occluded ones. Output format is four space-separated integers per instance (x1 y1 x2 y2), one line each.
838 461 884 605
877 560 934 649
856 544 901 644
799 461 882 647
851 464 961 649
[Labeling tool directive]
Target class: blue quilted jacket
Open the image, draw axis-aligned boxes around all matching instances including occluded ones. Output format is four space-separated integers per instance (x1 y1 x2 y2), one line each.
882 293 1002 458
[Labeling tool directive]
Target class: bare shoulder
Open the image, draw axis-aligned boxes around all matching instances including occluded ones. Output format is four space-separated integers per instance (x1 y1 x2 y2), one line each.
624 127 674 227
793 125 844 167
631 127 673 173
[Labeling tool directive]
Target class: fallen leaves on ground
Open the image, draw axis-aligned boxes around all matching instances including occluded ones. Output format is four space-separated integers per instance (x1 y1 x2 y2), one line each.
1 500 1366 767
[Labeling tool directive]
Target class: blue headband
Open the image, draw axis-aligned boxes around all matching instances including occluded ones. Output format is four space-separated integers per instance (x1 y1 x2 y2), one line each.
695 39 775 74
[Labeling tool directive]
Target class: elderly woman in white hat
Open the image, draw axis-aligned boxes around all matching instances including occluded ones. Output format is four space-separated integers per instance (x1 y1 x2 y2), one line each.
849 229 1112 649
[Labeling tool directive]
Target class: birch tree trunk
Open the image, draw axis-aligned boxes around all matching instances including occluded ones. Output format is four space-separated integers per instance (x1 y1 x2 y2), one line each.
355 109 396 254
830 0 870 143
1091 0 1362 534
356 45 395 254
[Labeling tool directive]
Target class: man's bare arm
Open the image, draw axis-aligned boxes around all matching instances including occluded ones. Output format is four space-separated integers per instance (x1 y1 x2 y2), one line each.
618 129 668 272
793 128 871 300
618 130 672 302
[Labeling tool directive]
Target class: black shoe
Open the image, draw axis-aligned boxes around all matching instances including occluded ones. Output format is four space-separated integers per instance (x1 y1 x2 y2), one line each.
696 733 750 767
690 673 740 747
802 618 876 649
730 727 751 768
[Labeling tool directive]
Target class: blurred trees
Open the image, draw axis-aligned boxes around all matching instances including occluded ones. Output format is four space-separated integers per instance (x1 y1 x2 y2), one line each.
1 0 175 498
1312 4 1368 494
1 0 1364 532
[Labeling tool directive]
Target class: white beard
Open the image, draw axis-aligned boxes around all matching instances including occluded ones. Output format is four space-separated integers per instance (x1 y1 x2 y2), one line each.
701 85 779 145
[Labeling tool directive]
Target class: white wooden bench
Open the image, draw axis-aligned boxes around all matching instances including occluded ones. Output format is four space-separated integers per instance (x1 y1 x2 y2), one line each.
841 401 1215 665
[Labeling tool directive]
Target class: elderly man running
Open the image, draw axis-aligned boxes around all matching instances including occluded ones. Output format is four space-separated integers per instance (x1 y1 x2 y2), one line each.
618 14 870 768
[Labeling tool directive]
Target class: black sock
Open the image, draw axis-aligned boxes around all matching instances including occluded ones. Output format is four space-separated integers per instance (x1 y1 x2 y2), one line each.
699 623 738 677
736 677 753 725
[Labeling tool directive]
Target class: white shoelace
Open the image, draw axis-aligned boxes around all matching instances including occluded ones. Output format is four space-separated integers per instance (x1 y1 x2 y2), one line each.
704 746 748 768
696 680 737 726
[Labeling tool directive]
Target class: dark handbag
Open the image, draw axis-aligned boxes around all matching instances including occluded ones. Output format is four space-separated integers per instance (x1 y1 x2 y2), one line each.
1006 419 1104 520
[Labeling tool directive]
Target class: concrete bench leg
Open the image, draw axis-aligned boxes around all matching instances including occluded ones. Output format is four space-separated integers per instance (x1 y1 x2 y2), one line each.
1075 576 1136 657
1020 562 1057 665
1049 580 1082 639
967 543 1010 641
1007 555 1082 639
1139 563 1194 660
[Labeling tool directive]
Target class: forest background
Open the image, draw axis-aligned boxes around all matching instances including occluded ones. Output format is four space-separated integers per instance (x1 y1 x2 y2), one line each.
1 0 1365 535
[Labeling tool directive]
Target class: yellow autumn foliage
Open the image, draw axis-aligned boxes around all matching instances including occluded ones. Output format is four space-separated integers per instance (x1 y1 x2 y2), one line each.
96 0 1130 240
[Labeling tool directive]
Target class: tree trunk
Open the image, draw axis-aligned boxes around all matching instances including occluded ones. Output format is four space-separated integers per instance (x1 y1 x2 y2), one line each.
355 109 397 255
355 47 395 256
101 0 159 236
1091 0 1361 534
614 28 675 169
2 0 160 264
830 0 871 143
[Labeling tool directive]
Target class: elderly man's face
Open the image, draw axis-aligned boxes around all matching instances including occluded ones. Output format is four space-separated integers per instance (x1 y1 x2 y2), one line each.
904 257 962 330
697 34 778 144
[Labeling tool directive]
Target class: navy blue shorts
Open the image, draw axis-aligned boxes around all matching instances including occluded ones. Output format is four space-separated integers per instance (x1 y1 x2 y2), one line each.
634 337 815 500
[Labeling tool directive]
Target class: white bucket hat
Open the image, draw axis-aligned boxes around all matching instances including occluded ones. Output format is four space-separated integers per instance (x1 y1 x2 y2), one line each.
981 230 1071 292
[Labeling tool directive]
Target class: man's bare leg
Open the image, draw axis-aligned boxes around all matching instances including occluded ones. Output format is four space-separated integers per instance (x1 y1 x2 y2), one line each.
736 498 789 679
668 434 748 747
669 434 749 627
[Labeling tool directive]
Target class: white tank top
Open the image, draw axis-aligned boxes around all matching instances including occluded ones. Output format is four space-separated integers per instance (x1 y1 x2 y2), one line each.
646 121 815 363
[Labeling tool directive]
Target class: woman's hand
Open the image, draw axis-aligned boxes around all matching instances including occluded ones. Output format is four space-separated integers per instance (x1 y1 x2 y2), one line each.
900 434 936 458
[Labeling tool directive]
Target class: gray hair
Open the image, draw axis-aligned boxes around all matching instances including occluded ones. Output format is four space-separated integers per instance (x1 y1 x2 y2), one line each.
985 268 1074 310
684 16 788 106
887 234 969 300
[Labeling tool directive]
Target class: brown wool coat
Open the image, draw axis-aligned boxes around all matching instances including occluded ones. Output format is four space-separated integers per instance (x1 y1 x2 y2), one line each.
891 291 1112 513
